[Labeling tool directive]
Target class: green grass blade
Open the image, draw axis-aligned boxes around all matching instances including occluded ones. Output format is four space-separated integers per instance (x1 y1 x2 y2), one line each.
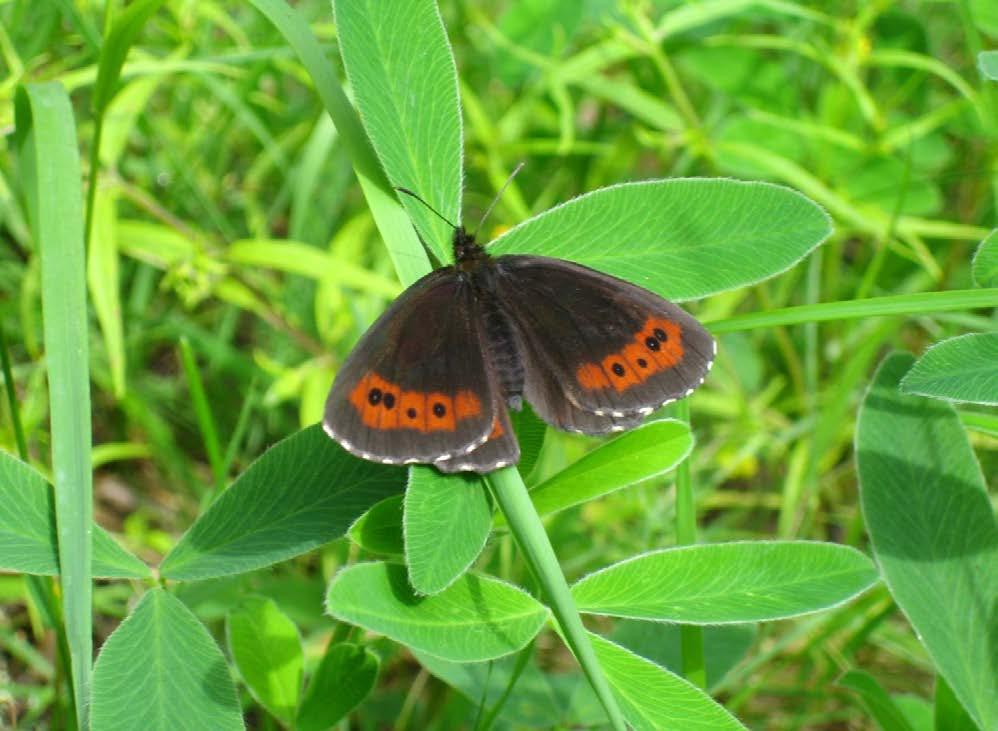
14 82 93 731
246 0 431 285
178 338 226 492
708 288 998 333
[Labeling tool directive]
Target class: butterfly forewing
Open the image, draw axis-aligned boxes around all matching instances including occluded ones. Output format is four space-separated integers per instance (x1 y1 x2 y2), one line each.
491 255 715 430
323 270 499 464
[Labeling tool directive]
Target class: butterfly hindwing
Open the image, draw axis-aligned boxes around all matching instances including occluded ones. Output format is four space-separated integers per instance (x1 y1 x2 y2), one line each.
433 393 519 473
491 255 715 431
323 269 498 464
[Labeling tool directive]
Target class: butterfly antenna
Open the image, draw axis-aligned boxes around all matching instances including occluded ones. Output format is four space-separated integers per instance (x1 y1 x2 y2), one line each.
475 162 524 237
395 187 458 229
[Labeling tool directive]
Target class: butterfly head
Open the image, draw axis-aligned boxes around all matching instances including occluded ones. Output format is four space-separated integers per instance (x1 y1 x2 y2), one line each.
453 226 488 271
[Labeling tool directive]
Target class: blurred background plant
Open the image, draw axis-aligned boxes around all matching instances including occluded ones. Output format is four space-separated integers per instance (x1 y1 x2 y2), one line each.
0 0 995 728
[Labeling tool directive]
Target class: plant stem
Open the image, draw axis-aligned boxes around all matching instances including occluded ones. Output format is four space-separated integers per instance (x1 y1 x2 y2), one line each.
674 399 706 688
707 288 998 333
487 467 627 731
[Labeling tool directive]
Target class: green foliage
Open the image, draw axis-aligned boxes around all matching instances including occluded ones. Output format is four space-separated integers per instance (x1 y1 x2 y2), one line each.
226 596 303 723
295 643 380 731
2 0 996 728
858 354 998 731
404 467 493 594
900 333 998 405
572 541 878 623
91 590 243 731
325 562 550 662
491 179 831 300
159 425 405 580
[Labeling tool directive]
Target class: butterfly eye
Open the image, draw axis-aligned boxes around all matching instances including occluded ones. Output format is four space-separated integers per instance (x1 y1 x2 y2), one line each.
653 327 668 341
645 336 661 351
368 388 382 405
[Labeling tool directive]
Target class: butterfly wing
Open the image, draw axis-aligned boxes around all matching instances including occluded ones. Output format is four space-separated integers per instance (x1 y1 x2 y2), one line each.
323 269 499 465
433 393 519 473
491 255 715 433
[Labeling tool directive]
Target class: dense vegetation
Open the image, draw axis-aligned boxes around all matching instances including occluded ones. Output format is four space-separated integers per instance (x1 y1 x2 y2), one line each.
1 1 996 729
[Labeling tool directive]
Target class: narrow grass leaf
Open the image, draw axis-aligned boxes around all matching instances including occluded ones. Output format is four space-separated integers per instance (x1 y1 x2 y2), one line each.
979 51 998 80
91 589 243 731
900 333 998 405
524 419 692 519
405 467 492 594
589 633 747 731
489 179 832 301
325 562 549 662
349 494 404 555
333 0 462 261
247 0 431 285
87 188 126 397
857 353 998 731
296 644 379 731
572 542 878 624
839 670 916 731
15 82 93 729
0 451 149 578
159 425 405 580
972 229 997 287
91 0 166 114
226 596 303 724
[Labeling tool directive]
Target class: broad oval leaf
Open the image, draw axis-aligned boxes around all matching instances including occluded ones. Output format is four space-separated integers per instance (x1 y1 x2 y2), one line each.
91 589 243 730
325 562 549 662
160 425 405 580
524 419 692 519
489 179 832 301
334 0 462 261
572 541 878 624
979 51 998 81
971 229 997 287
589 632 747 731
226 596 303 724
0 451 149 578
296 643 379 731
900 333 998 405
349 495 404 555
858 353 998 731
405 467 492 594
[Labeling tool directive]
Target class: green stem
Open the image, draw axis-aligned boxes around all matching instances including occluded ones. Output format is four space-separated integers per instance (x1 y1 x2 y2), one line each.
673 399 706 688
707 288 998 333
487 468 627 731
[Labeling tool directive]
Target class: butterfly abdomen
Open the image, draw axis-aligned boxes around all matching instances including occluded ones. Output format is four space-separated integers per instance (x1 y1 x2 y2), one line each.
477 283 525 410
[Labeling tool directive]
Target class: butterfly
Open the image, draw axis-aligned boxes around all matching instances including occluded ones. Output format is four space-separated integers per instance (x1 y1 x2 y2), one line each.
323 219 716 474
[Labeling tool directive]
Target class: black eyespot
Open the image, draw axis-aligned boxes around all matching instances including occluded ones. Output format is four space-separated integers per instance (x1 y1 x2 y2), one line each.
645 336 661 351
611 362 625 376
654 327 668 341
637 358 648 368
368 388 382 405
382 393 395 409
433 403 446 418
407 408 417 419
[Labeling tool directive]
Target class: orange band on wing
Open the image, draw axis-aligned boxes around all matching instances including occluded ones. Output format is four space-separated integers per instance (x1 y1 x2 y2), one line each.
348 372 482 433
574 317 684 393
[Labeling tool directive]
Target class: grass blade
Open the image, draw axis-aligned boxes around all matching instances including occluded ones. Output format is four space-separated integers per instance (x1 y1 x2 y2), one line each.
15 82 93 730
